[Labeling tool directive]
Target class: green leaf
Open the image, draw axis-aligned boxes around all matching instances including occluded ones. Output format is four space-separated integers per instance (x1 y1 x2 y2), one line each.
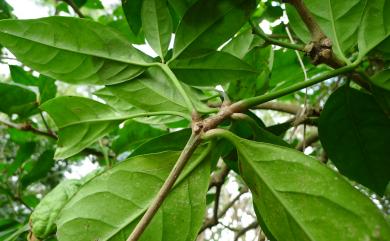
227 46 273 100
96 66 210 113
141 0 172 60
30 179 83 239
7 142 36 176
40 96 125 159
319 85 390 195
169 51 259 86
130 128 191 157
285 5 311 43
41 96 183 159
173 0 256 58
221 28 262 59
21 150 55 187
0 17 151 85
56 150 211 241
0 0 11 20
122 0 142 35
213 130 390 241
38 75 57 103
9 65 38 86
112 120 167 154
358 0 390 58
0 83 38 118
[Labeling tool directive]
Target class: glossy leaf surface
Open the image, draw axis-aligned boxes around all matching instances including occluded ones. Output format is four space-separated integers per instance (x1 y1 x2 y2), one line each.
216 130 390 241
0 17 151 85
173 0 256 58
56 150 211 241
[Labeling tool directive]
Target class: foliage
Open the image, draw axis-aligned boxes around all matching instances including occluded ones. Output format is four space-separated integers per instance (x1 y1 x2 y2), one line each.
0 0 389 241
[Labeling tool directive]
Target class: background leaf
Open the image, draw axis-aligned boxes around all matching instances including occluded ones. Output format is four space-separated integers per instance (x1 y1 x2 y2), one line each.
319 85 390 195
0 83 37 118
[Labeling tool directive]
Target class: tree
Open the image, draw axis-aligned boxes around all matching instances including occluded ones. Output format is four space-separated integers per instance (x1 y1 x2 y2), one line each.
0 0 389 240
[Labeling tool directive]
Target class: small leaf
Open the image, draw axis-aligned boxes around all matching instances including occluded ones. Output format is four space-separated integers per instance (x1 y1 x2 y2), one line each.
0 83 38 118
0 17 151 85
7 142 36 176
173 0 256 58
56 150 211 241
169 51 259 86
141 0 172 60
319 85 390 195
215 130 390 241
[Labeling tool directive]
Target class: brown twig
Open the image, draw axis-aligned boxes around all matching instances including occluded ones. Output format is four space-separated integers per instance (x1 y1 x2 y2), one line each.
200 187 248 232
296 130 319 151
234 221 259 241
62 0 85 18
127 133 202 241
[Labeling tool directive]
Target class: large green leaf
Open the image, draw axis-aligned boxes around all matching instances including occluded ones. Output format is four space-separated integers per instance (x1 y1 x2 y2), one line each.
0 83 38 118
172 0 256 58
319 86 390 195
96 66 211 114
56 150 211 241
141 0 172 60
169 51 259 86
0 17 152 85
211 130 390 241
41 96 181 159
40 96 124 159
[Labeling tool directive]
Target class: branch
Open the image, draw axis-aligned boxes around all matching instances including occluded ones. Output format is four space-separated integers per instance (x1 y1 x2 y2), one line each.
0 118 57 139
62 0 85 18
296 131 319 151
0 118 107 157
250 21 305 52
127 133 203 241
254 102 302 115
286 0 325 42
234 221 259 241
200 187 248 232
234 63 358 110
